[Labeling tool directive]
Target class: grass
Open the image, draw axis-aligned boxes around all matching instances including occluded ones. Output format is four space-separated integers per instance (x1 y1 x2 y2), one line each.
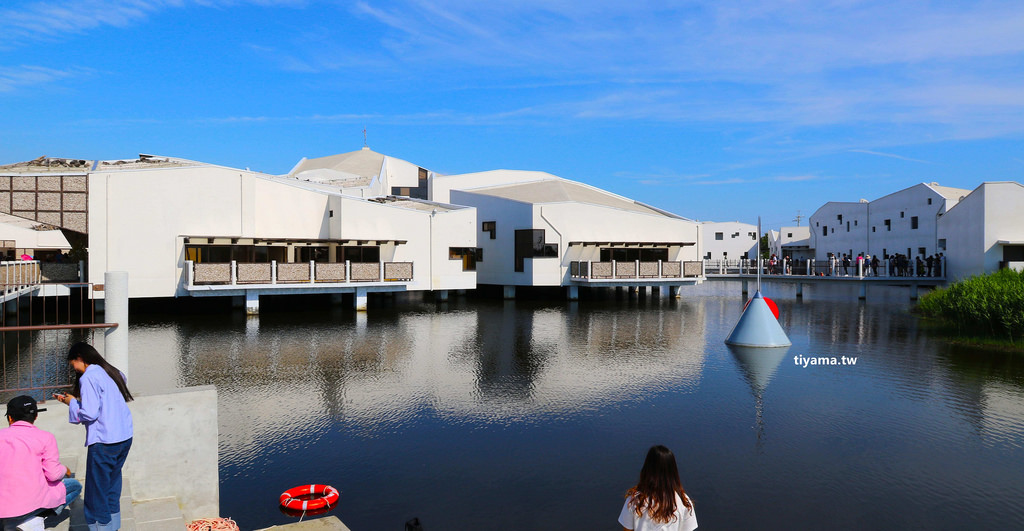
917 268 1024 347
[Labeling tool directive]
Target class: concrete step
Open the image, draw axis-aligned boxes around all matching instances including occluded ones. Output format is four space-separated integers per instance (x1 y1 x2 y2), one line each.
133 497 185 531
255 516 352 531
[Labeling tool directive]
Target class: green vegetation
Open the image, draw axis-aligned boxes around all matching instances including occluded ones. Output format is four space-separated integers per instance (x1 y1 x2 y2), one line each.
917 268 1024 345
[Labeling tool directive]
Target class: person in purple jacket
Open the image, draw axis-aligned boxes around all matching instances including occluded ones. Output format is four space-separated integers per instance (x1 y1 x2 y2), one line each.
53 343 133 531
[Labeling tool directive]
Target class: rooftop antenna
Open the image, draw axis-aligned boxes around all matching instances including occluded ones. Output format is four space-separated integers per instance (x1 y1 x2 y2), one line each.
793 210 803 227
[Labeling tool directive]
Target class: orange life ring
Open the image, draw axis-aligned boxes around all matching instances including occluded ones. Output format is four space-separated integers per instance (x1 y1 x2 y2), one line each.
279 484 340 512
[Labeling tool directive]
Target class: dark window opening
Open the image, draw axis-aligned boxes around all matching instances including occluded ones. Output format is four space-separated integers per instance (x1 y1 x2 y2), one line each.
918 247 926 256
482 221 496 239
599 248 669 262
390 167 429 199
297 246 329 263
1003 245 1024 261
884 219 891 231
514 229 557 272
715 232 724 240
822 226 828 236
928 198 933 205
185 245 287 264
837 214 843 223
911 216 919 229
450 247 483 271
343 246 380 263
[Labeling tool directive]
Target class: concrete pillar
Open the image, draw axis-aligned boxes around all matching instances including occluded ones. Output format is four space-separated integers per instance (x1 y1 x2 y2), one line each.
796 282 803 298
741 280 748 296
910 283 919 300
652 286 661 297
104 271 129 379
436 290 449 302
354 288 368 311
566 285 578 300
859 282 867 300
503 286 516 299
330 293 344 305
669 286 681 298
231 296 244 309
245 291 259 315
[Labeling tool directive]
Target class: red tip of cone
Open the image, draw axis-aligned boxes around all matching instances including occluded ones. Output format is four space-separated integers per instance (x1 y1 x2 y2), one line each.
764 297 780 320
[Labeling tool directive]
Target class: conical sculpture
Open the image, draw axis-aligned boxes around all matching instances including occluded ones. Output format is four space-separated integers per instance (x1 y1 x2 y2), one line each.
724 291 791 347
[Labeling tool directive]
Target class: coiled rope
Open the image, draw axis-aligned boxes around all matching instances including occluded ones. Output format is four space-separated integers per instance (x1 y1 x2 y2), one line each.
186 517 240 531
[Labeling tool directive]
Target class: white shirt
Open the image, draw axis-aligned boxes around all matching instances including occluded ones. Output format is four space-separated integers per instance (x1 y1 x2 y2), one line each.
618 493 697 531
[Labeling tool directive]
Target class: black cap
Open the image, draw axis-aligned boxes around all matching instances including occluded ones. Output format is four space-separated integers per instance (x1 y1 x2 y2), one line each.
5 395 46 418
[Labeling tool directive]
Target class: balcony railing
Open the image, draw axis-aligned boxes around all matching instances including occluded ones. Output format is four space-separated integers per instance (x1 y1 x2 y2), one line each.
569 260 703 280
703 258 946 279
186 260 413 288
1 260 41 299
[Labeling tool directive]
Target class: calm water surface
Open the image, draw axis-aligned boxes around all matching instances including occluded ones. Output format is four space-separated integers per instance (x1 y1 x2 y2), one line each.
121 282 1024 530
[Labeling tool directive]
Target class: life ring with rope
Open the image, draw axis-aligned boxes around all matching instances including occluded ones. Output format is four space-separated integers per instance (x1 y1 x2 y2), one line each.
279 484 340 512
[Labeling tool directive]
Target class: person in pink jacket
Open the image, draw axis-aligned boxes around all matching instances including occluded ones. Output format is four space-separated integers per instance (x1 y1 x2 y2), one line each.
0 395 82 531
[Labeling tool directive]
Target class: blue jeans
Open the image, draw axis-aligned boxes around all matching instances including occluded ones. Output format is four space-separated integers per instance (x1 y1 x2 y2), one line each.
84 438 132 527
63 477 83 507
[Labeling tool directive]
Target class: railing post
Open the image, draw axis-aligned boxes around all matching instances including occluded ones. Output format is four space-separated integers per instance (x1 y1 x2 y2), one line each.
104 271 130 380
271 260 277 284
310 260 315 283
635 260 640 279
346 260 351 283
231 260 237 285
658 259 663 278
380 261 385 282
186 260 194 287
79 260 86 283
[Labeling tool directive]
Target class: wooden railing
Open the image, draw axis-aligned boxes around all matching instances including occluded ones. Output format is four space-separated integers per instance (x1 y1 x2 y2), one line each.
187 260 414 287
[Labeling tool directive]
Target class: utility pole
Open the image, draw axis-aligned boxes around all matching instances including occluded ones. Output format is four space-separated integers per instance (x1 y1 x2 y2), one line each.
793 210 804 227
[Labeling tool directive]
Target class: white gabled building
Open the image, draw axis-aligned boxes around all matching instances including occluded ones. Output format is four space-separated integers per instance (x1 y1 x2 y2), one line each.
809 183 969 262
700 221 758 261
0 212 71 261
937 182 1024 280
432 170 703 298
768 226 812 261
0 154 477 312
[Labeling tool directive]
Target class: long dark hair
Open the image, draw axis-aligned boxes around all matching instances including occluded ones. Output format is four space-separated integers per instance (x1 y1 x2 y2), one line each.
68 342 133 403
625 445 693 524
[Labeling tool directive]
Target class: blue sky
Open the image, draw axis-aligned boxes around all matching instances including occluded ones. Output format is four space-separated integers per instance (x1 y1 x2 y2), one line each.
2 1 1023 230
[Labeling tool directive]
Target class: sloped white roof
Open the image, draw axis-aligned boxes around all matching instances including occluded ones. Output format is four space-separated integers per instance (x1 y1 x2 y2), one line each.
288 147 386 187
461 178 682 218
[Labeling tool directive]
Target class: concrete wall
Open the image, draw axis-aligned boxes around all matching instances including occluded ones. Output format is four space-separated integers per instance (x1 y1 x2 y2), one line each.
34 386 220 523
450 191 533 286
867 183 943 260
939 182 1024 279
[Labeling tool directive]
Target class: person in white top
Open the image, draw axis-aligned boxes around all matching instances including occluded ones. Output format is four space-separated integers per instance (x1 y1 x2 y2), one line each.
618 445 698 531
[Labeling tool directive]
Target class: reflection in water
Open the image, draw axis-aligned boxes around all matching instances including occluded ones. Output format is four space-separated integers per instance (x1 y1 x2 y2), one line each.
105 286 1024 529
728 345 789 449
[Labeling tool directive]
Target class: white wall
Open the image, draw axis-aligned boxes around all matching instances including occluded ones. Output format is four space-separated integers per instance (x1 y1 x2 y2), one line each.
867 184 944 260
701 221 758 260
940 182 1024 279
451 191 534 286
809 201 868 260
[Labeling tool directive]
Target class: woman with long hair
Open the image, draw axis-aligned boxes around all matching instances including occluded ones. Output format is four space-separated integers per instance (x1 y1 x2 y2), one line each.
618 445 698 531
53 342 133 531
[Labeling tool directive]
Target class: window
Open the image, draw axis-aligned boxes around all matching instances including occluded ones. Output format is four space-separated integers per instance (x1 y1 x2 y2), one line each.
329 210 334 218
911 216 919 229
715 232 724 240
928 198 933 205
297 246 329 263
343 246 380 263
600 248 668 262
900 211 905 218
514 229 557 272
938 239 946 250
884 219 891 231
846 221 850 232
482 221 496 239
872 227 876 233
749 232 756 239
918 247 926 256
837 214 843 223
823 226 828 236
854 220 858 226
705 252 711 259
787 233 793 238
390 167 429 199
831 228 834 234
449 247 482 271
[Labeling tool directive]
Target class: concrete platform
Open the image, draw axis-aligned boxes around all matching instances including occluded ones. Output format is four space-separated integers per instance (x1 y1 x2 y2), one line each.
255 516 352 531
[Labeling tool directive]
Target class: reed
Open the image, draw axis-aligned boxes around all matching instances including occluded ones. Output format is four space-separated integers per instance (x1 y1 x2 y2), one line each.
917 268 1024 344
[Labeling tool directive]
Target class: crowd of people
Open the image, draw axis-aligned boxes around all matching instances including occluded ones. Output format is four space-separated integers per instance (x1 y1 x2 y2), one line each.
760 252 945 277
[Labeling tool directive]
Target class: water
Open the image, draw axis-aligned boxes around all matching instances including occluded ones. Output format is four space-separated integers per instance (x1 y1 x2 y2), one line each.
117 283 1024 528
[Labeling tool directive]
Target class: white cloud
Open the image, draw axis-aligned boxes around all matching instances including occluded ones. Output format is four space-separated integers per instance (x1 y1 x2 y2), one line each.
0 65 85 92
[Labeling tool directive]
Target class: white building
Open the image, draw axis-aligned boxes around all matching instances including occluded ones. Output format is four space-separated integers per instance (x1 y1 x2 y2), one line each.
0 154 477 312
700 221 758 261
768 226 812 261
432 170 704 297
937 182 1024 279
0 211 71 261
809 183 969 261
